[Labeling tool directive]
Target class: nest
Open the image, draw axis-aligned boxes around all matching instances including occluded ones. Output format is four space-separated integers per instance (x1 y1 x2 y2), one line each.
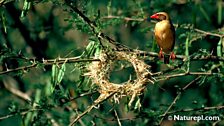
85 50 154 107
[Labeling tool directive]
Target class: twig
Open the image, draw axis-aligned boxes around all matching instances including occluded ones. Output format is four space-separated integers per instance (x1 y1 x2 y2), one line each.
62 91 98 105
65 3 224 62
136 50 224 61
1 48 223 77
102 15 145 22
19 56 100 64
3 76 32 102
0 108 42 120
181 25 224 38
0 0 14 6
66 3 132 51
114 110 122 126
0 63 37 75
102 16 224 38
1 50 223 77
162 105 224 116
92 114 137 122
212 120 222 126
69 105 95 126
182 76 201 90
158 76 202 124
41 58 100 65
67 3 97 32
0 58 100 75
155 72 214 81
46 113 60 126
159 92 181 124
69 92 116 126
92 105 223 122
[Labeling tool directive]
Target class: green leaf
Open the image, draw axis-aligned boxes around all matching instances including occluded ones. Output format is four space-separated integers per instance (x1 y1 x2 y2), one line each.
1 10 7 33
217 38 222 57
107 0 112 16
20 0 31 18
80 40 102 58
86 41 95 52
94 43 101 57
185 34 190 72
199 4 210 23
51 64 57 93
51 63 66 93
51 64 57 85
57 63 66 83
217 38 223 65
134 98 141 111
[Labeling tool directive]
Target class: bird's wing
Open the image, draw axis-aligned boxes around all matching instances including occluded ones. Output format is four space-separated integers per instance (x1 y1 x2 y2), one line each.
154 20 175 53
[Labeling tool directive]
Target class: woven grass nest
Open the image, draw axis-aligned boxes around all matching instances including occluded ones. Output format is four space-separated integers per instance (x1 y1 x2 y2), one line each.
86 50 154 106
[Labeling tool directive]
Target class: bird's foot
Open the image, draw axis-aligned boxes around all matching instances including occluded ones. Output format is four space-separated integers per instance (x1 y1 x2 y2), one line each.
170 52 176 60
158 50 164 59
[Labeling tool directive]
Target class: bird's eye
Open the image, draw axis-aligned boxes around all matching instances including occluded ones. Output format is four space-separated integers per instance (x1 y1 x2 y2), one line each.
159 15 166 20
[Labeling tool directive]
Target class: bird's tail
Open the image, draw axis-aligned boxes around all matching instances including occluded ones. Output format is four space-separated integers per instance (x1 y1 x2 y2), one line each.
164 55 170 64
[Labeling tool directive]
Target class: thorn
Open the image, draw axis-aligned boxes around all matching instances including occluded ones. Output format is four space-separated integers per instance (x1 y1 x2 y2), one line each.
18 50 23 57
42 58 45 63
5 63 8 70
58 56 61 60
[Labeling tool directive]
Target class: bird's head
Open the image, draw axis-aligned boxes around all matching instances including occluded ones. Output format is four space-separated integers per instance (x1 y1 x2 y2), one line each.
150 12 169 21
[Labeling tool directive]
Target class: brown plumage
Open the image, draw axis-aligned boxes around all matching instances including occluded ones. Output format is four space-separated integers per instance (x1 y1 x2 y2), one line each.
150 12 176 64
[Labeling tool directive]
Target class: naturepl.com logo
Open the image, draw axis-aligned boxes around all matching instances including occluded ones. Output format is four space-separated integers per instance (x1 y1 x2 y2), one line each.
168 115 220 122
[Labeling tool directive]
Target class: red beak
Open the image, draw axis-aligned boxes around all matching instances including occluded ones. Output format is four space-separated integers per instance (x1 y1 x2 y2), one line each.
150 14 159 19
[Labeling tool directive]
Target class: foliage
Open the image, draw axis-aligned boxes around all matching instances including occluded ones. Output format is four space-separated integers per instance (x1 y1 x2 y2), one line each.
0 0 224 126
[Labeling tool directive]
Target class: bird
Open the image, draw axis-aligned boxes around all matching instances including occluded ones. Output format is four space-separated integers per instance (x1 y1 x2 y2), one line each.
150 12 176 64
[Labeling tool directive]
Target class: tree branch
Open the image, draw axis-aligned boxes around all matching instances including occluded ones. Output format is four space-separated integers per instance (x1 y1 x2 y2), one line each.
155 72 215 81
136 50 224 61
0 108 43 120
164 105 224 116
1 49 224 76
159 76 202 124
159 92 181 124
102 16 224 38
0 57 100 75
102 15 145 22
0 63 37 75
69 92 116 126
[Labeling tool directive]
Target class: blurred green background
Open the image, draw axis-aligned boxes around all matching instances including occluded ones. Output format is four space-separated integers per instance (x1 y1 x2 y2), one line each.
0 0 224 125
